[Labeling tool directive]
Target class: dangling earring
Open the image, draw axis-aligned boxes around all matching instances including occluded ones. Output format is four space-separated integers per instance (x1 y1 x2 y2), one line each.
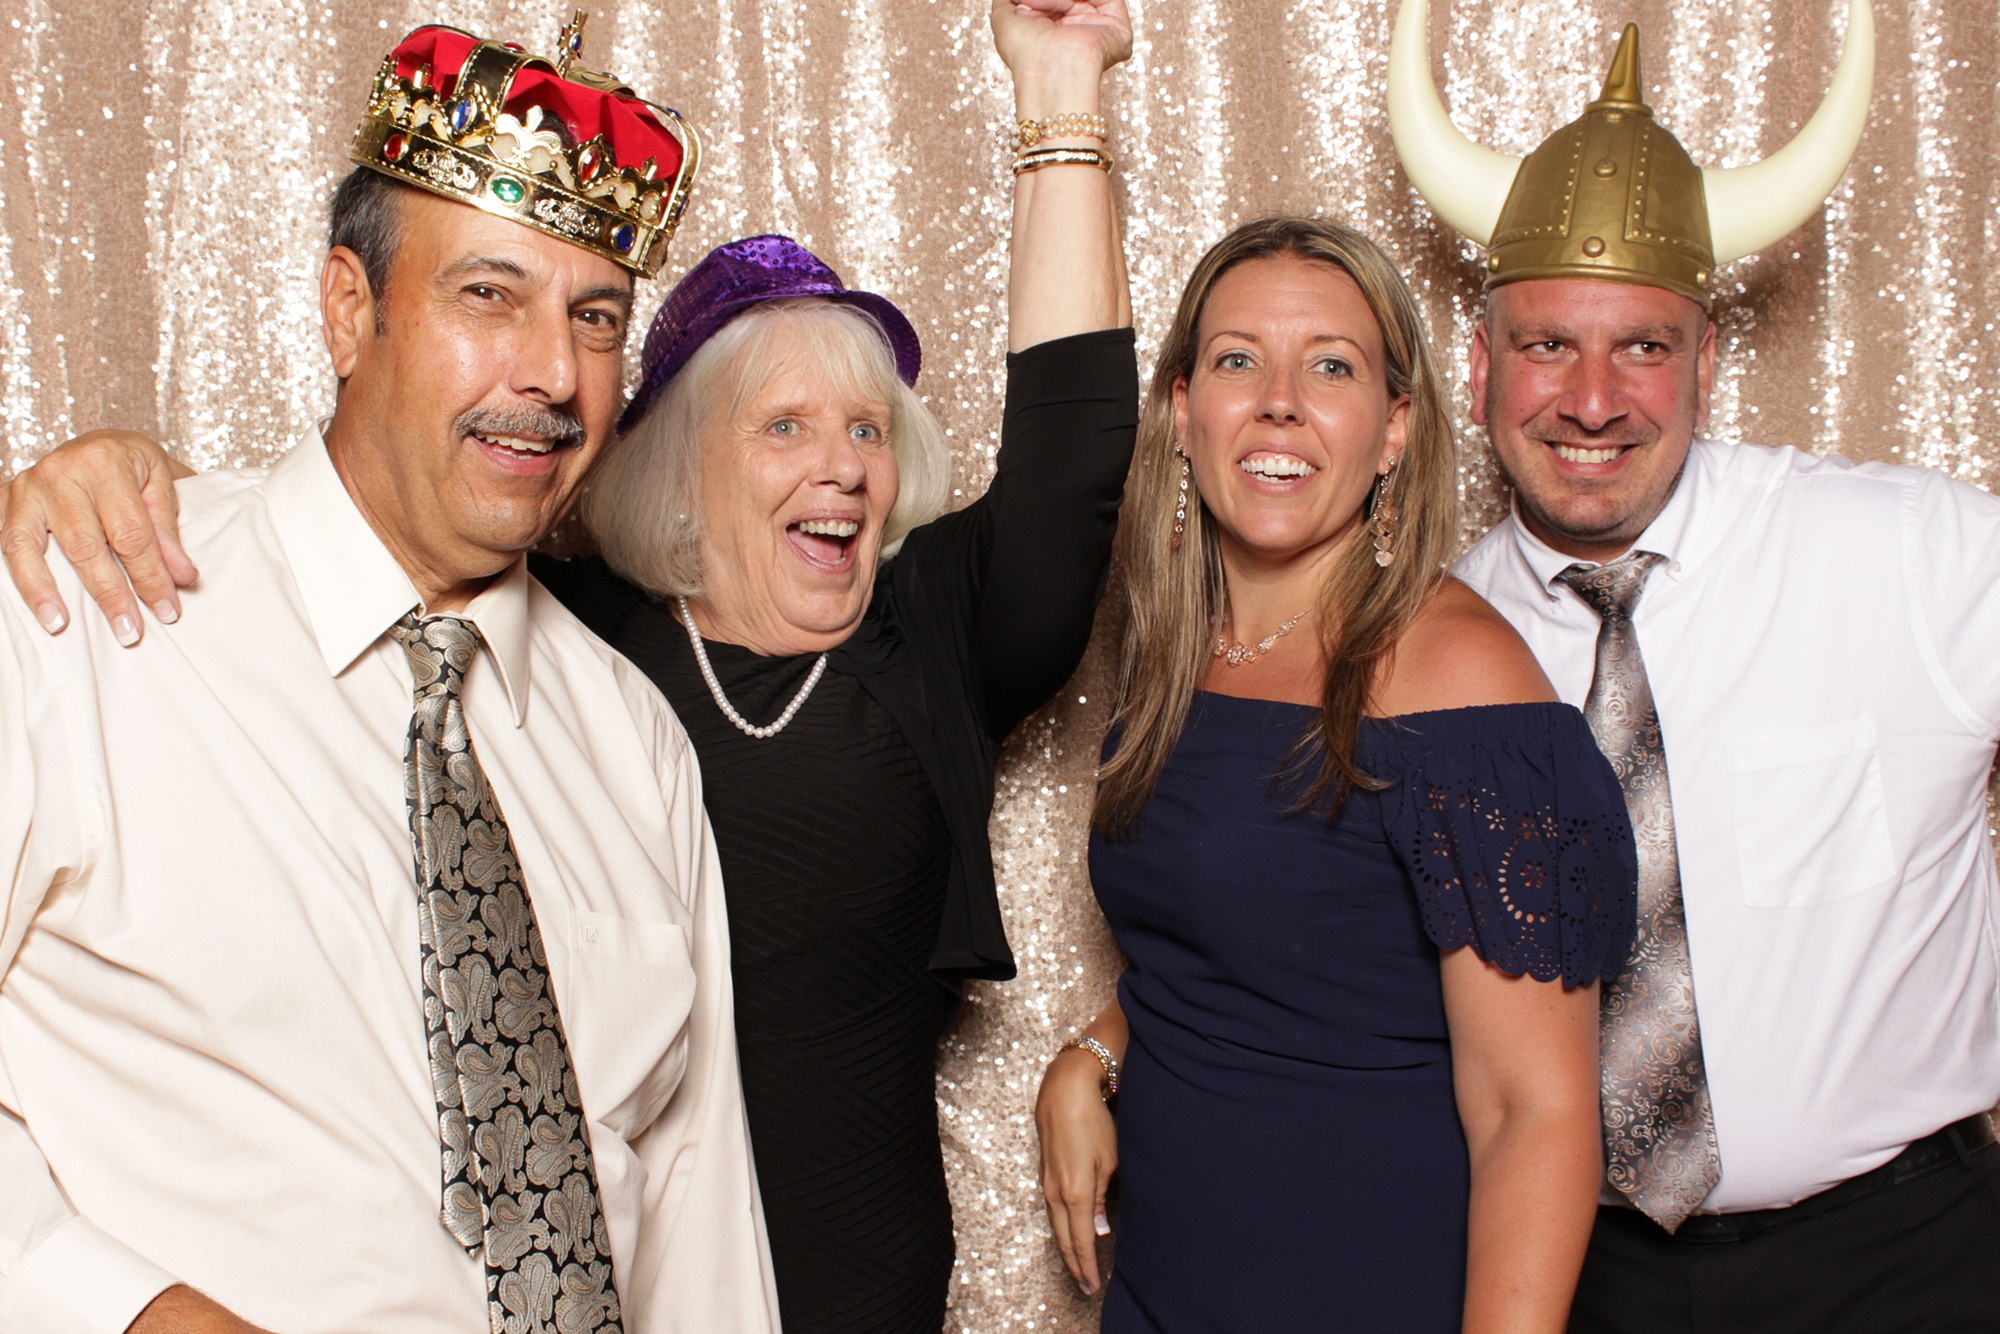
1369 460 1400 567
1171 449 1191 549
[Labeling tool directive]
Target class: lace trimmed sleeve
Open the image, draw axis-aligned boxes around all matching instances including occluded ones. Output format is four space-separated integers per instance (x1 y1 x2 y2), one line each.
1376 703 1637 988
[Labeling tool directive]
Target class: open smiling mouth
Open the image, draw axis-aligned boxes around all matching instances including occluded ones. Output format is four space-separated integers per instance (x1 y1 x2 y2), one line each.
787 517 862 570
1547 441 1639 465
469 430 573 462
1239 455 1319 480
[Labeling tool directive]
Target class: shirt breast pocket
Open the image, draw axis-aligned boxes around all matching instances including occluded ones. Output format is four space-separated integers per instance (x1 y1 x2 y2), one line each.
1727 718 1897 908
563 908 697 1140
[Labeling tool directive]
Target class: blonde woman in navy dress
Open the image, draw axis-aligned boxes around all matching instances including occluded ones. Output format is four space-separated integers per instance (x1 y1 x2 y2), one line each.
1036 217 1638 1333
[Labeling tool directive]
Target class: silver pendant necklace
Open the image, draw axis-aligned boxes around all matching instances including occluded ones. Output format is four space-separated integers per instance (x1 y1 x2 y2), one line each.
676 596 829 740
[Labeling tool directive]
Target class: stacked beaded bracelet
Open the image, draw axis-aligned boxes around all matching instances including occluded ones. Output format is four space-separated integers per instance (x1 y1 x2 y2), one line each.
1013 146 1114 176
1059 1035 1121 1100
1014 112 1110 149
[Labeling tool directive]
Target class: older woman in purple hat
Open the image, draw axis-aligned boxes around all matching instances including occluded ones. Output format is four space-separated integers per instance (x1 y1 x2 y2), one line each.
0 3 1135 1330
534 48 1133 1334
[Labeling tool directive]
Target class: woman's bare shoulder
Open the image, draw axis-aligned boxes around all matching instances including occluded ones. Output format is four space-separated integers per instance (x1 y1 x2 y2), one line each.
1372 577 1556 716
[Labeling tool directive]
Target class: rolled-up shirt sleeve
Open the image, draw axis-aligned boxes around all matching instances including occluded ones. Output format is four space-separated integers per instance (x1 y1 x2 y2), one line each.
620 705 778 1334
0 609 179 1333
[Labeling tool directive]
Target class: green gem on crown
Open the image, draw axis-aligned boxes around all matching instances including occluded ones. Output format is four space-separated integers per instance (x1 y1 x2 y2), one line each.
491 177 526 205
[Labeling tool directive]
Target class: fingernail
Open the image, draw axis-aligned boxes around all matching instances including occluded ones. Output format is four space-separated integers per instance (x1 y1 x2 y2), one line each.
35 603 65 634
113 614 139 647
1093 1212 1111 1237
1079 1280 1097 1296
153 600 179 625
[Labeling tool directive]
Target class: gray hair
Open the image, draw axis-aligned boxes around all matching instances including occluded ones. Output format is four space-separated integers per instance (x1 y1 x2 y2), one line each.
582 298 949 598
328 166 409 328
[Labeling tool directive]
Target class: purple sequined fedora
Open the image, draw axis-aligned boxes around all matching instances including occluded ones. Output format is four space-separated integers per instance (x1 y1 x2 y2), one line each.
617 233 922 435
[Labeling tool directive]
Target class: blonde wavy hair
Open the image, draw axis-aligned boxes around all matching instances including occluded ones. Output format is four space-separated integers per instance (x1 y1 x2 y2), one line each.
582 298 950 598
1094 217 1460 837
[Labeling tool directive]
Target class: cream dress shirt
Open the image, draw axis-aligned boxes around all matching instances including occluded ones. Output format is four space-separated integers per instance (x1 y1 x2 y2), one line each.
1456 437 2000 1213
0 435 779 1333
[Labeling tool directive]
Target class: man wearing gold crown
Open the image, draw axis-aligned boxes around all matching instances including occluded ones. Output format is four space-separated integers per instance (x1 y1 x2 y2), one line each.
0 16 779 1334
1387 0 2000 1329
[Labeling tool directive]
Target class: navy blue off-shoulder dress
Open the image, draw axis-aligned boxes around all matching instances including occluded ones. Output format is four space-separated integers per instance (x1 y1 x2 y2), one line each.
1090 696 1637 1333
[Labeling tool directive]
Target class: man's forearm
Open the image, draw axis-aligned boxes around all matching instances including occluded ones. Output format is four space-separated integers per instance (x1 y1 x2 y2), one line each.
126 1285 271 1334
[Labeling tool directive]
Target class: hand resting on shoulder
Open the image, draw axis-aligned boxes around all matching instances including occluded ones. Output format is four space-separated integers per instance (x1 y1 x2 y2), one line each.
0 427 196 645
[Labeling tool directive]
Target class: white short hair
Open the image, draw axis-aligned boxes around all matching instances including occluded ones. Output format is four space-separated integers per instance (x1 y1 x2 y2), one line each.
582 298 949 599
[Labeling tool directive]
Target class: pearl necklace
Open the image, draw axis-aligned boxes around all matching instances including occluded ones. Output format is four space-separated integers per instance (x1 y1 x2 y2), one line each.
676 596 829 739
1213 608 1311 667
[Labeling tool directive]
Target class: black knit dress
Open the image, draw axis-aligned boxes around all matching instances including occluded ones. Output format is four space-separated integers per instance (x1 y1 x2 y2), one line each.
533 328 1139 1332
600 618 957 1332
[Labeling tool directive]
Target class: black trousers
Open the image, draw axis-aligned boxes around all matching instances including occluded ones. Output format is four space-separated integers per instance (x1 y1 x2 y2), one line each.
1570 1123 2000 1334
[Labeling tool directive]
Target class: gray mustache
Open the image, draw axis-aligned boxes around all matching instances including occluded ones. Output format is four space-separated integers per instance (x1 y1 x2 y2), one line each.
455 406 586 450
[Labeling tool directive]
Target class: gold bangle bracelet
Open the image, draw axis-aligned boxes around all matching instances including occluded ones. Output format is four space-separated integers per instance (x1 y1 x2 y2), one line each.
1012 147 1114 176
1059 1035 1120 1099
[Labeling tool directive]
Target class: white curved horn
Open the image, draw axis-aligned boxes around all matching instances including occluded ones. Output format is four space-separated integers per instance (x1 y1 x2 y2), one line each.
1702 0 1874 263
1386 0 1523 245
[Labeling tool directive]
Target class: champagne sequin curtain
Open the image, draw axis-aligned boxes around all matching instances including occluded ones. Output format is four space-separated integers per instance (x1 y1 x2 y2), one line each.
2 0 1994 1328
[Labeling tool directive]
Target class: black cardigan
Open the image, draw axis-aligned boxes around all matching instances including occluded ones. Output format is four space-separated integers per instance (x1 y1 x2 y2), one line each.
533 326 1139 982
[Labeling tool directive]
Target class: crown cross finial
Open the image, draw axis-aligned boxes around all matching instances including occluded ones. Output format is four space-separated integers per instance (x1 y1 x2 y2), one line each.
554 9 589 77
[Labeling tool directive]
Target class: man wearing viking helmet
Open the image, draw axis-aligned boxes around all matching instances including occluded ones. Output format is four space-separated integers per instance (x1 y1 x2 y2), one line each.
1391 0 2000 1327
0 15 778 1334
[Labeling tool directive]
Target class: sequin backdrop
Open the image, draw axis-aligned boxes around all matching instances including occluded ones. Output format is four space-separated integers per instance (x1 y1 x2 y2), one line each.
2 0 1994 1328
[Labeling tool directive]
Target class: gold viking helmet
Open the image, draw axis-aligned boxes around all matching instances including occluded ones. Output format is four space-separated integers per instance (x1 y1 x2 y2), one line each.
1386 0 1875 307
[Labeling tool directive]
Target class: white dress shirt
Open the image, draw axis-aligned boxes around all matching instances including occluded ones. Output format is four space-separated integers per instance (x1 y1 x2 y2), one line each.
1456 437 2000 1213
0 435 779 1333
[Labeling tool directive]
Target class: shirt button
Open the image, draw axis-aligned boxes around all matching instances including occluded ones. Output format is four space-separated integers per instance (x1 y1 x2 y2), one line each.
1670 561 1683 574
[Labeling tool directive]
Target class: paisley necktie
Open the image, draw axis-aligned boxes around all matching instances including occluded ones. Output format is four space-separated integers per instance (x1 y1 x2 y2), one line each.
1557 555 1722 1233
394 613 625 1332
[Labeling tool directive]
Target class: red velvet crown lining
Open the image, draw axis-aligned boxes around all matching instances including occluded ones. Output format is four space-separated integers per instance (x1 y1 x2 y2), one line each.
389 26 684 177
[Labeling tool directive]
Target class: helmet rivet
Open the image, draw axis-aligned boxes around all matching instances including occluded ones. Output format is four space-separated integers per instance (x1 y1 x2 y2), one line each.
1582 236 1606 257
1593 158 1618 178
1487 254 1503 271
1695 269 1710 286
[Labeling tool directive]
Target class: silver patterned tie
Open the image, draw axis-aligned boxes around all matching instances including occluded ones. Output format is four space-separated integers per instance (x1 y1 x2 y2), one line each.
395 614 625 1333
1556 555 1722 1233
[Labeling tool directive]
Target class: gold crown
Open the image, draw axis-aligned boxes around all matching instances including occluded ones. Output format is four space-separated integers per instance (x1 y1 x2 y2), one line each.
351 13 701 277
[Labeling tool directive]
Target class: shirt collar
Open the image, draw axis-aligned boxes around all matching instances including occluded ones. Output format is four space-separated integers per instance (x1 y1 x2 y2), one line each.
1506 441 1708 598
263 431 534 725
